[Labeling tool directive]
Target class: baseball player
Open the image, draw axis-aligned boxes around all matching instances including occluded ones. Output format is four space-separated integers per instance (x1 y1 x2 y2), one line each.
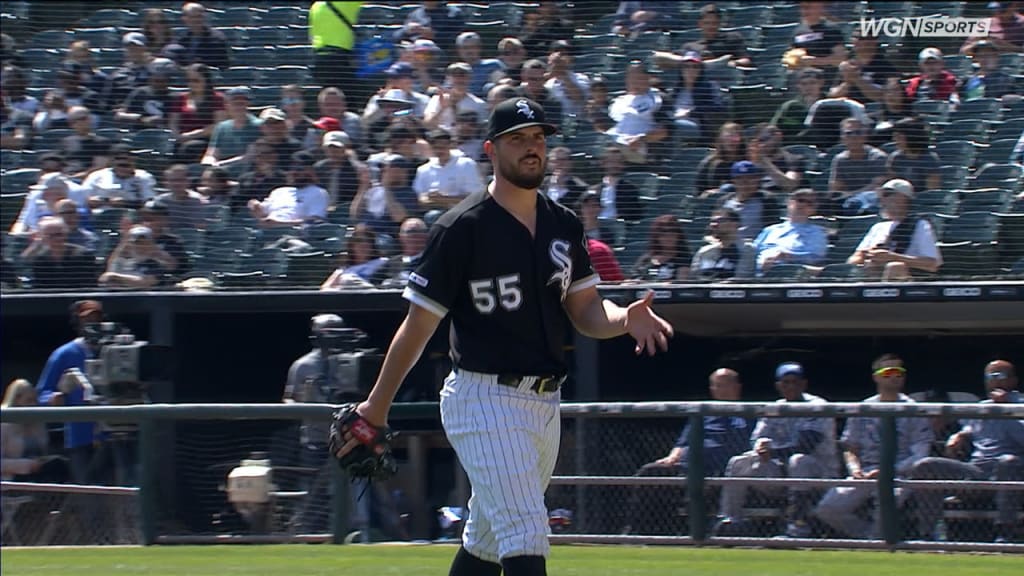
813 353 932 539
334 97 674 576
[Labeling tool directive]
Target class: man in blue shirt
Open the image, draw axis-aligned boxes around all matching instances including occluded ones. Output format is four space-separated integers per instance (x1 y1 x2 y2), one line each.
36 299 104 484
751 188 829 274
622 368 752 534
906 360 1024 543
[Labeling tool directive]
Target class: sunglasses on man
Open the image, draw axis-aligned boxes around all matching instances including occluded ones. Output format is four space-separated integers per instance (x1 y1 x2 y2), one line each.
873 366 907 378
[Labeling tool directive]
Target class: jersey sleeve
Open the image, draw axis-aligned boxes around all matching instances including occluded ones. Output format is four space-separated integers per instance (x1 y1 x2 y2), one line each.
402 220 468 318
567 220 600 295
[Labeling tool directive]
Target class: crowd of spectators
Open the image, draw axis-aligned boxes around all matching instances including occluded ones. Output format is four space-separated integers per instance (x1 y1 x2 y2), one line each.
1 1 1023 292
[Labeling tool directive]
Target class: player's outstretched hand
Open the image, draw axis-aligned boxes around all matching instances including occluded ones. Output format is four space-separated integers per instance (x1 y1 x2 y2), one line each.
625 291 674 356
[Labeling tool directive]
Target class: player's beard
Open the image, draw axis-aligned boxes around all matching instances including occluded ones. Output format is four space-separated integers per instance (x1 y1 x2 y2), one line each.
497 153 546 190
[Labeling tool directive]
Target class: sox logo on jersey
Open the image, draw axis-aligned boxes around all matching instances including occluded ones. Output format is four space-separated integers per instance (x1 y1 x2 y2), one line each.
516 99 535 119
548 239 572 301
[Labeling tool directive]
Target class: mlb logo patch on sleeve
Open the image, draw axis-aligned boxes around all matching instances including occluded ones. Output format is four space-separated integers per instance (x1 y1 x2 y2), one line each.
409 272 429 288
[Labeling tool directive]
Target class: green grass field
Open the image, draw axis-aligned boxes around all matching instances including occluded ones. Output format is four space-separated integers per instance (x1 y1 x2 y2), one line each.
1 544 1020 576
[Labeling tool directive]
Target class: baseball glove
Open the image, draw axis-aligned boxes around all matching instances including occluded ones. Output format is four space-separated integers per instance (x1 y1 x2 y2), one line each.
328 404 398 481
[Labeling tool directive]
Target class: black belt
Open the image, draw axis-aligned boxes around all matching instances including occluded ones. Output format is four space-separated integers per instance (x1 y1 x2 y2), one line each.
496 374 566 394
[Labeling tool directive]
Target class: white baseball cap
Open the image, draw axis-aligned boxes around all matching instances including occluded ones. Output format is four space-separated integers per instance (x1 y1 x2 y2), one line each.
918 47 943 63
882 178 914 199
322 130 351 148
259 107 286 122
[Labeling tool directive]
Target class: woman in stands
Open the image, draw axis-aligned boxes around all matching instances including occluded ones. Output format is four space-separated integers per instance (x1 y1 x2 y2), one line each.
320 223 390 289
1 379 68 483
632 214 692 282
141 8 173 54
886 116 941 193
169 63 226 163
696 122 747 194
665 51 725 148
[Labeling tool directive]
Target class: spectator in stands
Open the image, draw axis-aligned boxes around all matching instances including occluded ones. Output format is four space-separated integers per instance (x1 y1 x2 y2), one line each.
961 1 1024 54
99 224 176 289
748 123 805 194
539 146 588 208
155 164 207 231
106 33 155 113
0 33 20 68
678 4 751 67
453 110 485 165
424 62 488 132
814 353 932 539
520 3 574 59
800 92 869 151
66 41 109 110
454 32 505 96
175 3 230 71
613 1 663 37
32 78 77 133
516 59 564 128
278 85 316 149
714 362 838 539
828 28 899 106
141 8 173 53
905 48 959 105
248 151 329 229
596 146 643 223
315 87 365 153
752 188 828 274
169 63 225 163
413 128 483 211
582 76 612 132
367 125 425 181
961 40 1017 100
10 173 71 236
403 38 444 94
772 68 825 144
665 51 725 147
351 153 418 236
624 368 751 534
234 139 285 213
24 216 96 290
576 191 625 282
321 223 389 288
197 165 236 210
887 117 941 193
399 1 466 53
494 37 527 85
848 179 942 281
380 217 430 288
543 40 589 127
907 360 1024 543
258 107 303 169
827 117 889 215
55 199 97 253
315 131 365 207
786 0 847 82
719 161 778 241
606 60 669 166
631 214 691 281
1 379 67 483
60 106 111 179
697 122 747 193
138 200 187 278
82 144 157 210
691 207 756 281
1 68 31 148
202 87 261 167
115 57 177 130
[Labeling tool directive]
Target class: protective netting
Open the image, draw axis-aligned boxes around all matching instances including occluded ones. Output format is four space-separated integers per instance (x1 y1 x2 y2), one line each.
1 1 1022 292
1 486 140 546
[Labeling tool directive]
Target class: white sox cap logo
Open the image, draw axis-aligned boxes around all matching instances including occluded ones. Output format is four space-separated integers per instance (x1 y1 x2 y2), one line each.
547 239 572 301
516 99 535 119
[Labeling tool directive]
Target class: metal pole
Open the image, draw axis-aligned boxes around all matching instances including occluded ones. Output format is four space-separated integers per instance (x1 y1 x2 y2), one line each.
687 412 706 543
575 415 588 533
878 415 898 547
331 461 350 544
138 417 158 545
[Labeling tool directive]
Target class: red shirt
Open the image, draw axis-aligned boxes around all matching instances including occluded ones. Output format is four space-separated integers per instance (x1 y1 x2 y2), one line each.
905 70 958 102
171 91 224 133
586 238 624 282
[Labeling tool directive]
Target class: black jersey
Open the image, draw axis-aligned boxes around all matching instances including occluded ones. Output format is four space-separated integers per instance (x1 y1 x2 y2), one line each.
403 189 599 375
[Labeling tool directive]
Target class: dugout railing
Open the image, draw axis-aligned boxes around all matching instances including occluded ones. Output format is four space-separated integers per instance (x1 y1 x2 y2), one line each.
1 401 1022 552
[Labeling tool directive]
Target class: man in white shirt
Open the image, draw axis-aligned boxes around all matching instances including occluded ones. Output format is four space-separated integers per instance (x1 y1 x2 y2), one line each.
248 151 328 229
423 62 488 133
606 60 668 165
752 188 829 274
9 173 75 235
848 178 942 281
81 144 157 209
413 129 483 211
543 40 589 121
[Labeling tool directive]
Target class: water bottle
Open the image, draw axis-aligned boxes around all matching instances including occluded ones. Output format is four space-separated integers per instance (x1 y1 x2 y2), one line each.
934 519 948 542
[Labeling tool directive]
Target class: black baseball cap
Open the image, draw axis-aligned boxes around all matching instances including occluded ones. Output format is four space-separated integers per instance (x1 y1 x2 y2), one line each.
486 97 558 141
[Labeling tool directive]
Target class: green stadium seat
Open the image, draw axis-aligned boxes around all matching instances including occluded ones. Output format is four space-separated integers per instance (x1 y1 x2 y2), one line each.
284 250 332 287
1 169 41 196
72 27 121 50
216 67 261 89
622 172 659 198
938 119 987 144
724 5 771 28
262 6 304 27
645 193 689 219
1 193 28 231
770 4 801 25
761 263 810 281
77 8 134 29
829 214 880 264
912 100 950 123
598 217 627 247
91 208 130 234
275 45 313 68
959 189 1011 214
760 23 798 48
129 129 174 156
258 66 310 88
969 164 1023 191
662 170 699 197
977 138 1019 166
952 98 1002 122
932 140 977 167
912 189 958 216
26 29 72 51
995 212 1024 269
33 129 74 153
246 26 286 47
940 211 999 243
991 118 1024 142
938 165 968 190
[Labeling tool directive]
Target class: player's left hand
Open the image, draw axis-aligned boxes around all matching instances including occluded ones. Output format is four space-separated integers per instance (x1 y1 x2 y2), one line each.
625 291 674 356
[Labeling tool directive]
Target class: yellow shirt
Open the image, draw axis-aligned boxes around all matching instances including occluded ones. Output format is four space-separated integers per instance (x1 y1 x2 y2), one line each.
309 1 361 51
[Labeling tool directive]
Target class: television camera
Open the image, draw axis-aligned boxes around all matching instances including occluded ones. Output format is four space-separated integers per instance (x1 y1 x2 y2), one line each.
212 452 319 534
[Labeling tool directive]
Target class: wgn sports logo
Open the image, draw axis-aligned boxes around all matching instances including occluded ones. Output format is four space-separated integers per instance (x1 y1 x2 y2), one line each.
548 239 572 301
859 16 990 37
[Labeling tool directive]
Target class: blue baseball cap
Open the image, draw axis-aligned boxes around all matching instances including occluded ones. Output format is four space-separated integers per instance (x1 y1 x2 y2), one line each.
775 362 805 379
386 61 414 78
731 160 761 178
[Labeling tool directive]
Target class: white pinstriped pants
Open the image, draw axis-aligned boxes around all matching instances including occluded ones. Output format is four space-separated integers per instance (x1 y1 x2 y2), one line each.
440 369 562 562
